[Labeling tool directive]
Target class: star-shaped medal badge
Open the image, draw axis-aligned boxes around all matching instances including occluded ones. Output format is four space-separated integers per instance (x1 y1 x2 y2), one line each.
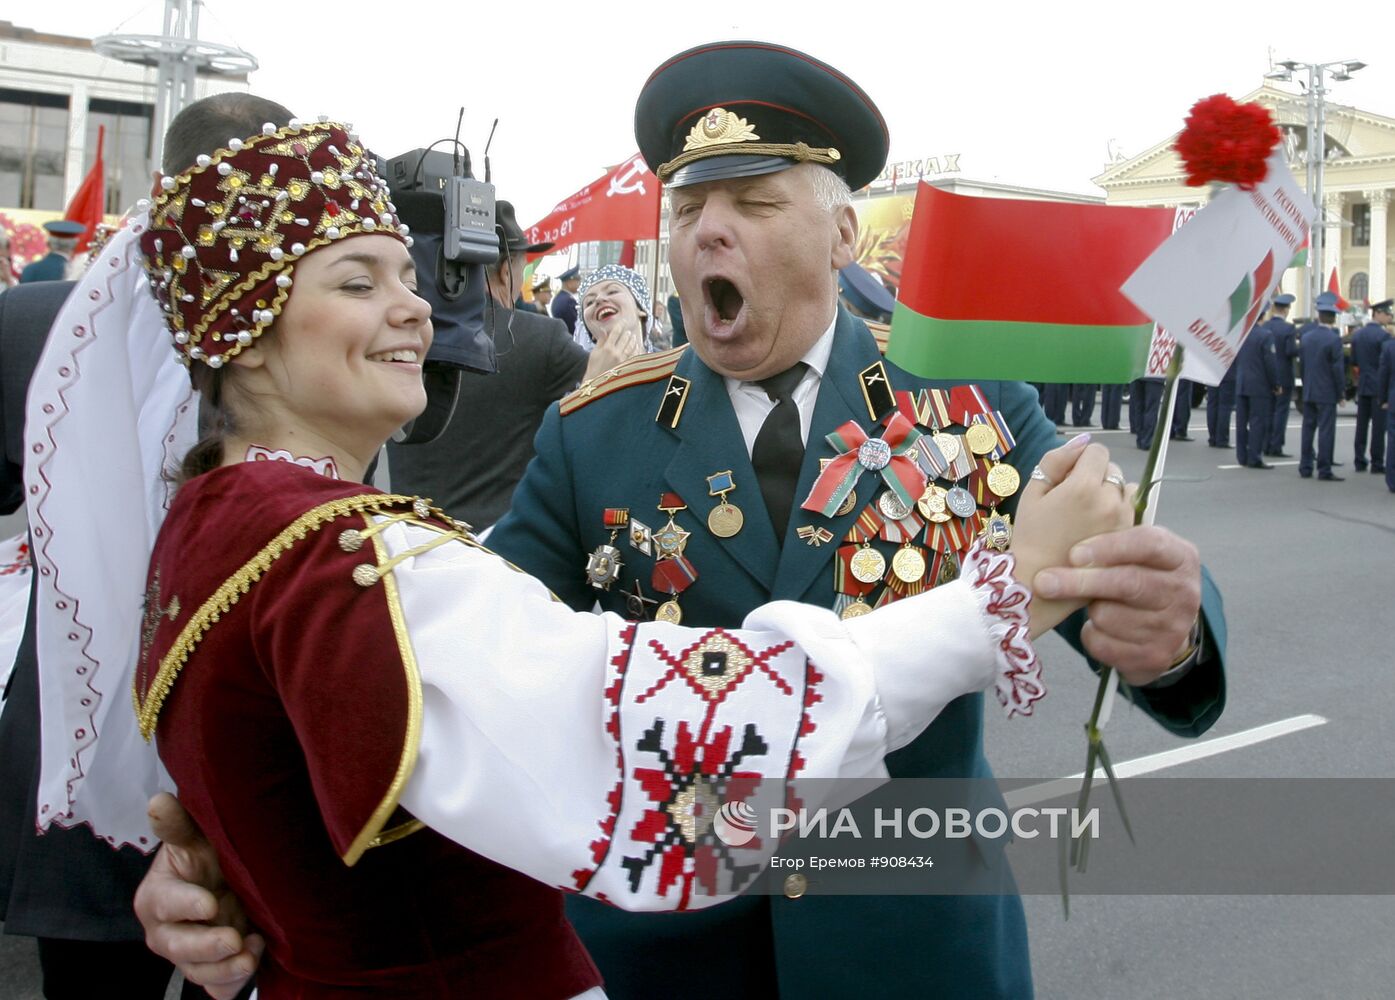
652 520 691 559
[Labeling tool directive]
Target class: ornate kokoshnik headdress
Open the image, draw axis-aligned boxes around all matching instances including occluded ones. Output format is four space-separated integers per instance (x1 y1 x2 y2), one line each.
141 118 409 367
27 118 410 851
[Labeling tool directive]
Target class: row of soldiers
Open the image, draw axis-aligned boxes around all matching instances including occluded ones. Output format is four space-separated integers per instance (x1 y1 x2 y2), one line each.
1232 293 1394 485
1034 294 1395 492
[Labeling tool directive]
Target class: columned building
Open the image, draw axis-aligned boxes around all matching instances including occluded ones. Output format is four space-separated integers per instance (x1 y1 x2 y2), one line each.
1094 81 1395 316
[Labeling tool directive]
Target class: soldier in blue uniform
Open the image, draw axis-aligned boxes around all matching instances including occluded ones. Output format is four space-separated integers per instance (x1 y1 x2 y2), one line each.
1070 383 1097 427
485 41 1227 1000
18 220 84 283
1206 363 1237 448
837 258 894 324
1100 381 1125 429
552 265 581 337
1298 291 1346 480
1350 298 1392 473
1134 375 1164 449
1039 381 1068 425
1170 377 1195 440
1264 293 1299 456
1378 331 1395 492
1234 301 1283 469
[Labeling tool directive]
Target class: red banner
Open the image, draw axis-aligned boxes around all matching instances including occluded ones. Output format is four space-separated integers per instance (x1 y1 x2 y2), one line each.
64 124 106 253
525 152 659 260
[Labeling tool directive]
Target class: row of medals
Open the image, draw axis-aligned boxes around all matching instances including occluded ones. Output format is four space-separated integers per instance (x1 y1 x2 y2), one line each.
842 421 1018 619
584 420 1018 624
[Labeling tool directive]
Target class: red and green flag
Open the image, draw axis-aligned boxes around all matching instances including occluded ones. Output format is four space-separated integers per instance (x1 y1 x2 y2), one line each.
887 182 1178 382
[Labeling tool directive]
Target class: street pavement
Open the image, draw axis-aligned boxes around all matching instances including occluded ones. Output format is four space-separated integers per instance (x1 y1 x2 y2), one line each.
1 405 1391 998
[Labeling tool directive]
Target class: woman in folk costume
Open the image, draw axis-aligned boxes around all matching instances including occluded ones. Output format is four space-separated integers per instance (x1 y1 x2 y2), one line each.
27 118 1130 997
576 263 667 357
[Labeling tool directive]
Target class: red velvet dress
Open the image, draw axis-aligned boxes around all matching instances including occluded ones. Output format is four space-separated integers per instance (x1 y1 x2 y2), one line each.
135 462 601 997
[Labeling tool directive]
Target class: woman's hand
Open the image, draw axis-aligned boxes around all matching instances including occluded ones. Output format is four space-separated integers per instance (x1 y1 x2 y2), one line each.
1008 436 1134 638
583 323 645 380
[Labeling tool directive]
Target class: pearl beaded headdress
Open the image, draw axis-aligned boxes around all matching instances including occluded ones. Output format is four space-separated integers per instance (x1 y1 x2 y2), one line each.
140 118 409 367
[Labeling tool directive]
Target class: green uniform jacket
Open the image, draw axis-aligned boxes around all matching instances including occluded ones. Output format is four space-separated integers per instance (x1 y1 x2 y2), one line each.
488 308 1227 999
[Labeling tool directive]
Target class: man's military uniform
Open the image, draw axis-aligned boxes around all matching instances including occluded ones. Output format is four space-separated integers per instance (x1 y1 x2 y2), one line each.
489 308 1228 998
489 38 1227 999
1350 302 1392 472
1265 307 1299 455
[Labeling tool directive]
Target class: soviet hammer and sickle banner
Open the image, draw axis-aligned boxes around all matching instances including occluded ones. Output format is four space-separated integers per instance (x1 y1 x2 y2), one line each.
525 152 661 260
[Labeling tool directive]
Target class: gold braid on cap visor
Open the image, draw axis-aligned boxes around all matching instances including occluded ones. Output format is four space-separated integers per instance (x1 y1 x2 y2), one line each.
140 119 410 369
656 107 841 182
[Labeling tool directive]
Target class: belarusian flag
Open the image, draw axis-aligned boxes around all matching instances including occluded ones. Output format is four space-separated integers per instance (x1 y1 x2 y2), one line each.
887 182 1179 382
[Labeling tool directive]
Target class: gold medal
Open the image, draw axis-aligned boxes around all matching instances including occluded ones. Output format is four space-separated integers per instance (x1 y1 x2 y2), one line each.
987 463 1021 499
840 598 872 620
891 545 927 583
835 491 857 517
655 600 683 624
933 432 961 464
917 484 948 519
849 545 887 584
927 508 952 524
936 553 960 586
708 502 744 538
705 470 744 538
965 423 998 456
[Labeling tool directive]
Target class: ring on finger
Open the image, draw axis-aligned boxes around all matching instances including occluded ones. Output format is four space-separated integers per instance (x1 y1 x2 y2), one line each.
1030 465 1054 486
1103 472 1127 495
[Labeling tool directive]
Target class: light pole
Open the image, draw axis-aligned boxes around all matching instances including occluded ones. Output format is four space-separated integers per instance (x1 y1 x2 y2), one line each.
1265 58 1365 312
94 0 258 178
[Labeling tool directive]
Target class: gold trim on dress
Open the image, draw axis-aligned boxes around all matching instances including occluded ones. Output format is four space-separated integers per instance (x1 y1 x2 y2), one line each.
343 518 427 867
134 493 426 739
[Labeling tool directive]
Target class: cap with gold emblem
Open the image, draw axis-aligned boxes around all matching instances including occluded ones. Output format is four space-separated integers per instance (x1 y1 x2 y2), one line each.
634 40 890 190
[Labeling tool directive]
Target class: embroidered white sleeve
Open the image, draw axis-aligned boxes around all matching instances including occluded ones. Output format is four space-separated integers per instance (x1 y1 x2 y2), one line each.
388 522 1009 911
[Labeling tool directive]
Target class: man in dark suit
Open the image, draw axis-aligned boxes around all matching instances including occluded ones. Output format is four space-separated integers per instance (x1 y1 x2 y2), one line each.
485 41 1226 1000
1100 381 1125 429
1377 331 1395 493
17 221 83 284
387 201 590 528
1234 303 1283 469
1265 294 1299 456
1298 292 1347 480
1350 299 1392 473
552 265 581 337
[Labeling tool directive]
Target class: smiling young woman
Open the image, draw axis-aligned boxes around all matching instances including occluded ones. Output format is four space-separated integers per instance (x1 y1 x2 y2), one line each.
27 118 1131 998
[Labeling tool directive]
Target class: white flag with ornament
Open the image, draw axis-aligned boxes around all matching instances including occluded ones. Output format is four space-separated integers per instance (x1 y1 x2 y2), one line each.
1121 150 1314 386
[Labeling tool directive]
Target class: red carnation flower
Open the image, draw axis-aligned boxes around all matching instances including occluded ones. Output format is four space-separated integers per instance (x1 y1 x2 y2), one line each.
1173 94 1282 189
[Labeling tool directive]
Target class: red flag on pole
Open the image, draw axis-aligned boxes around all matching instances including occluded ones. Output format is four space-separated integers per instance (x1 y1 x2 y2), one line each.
1327 267 1350 310
63 125 106 254
524 152 659 260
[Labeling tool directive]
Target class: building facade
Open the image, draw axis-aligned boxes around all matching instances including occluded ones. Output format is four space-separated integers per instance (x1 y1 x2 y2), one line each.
1094 82 1395 316
0 20 246 269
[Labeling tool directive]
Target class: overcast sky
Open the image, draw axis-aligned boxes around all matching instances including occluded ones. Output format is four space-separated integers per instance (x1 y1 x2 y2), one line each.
29 0 1394 226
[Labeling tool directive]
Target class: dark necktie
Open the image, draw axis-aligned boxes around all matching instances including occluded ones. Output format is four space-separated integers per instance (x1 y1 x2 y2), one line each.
751 362 809 543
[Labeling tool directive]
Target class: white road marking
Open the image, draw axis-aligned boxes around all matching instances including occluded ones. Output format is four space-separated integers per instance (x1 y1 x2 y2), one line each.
1217 460 1300 469
1003 714 1330 808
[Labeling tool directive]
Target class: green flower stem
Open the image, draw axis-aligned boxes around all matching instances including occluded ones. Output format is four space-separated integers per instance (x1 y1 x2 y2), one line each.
1063 345 1184 913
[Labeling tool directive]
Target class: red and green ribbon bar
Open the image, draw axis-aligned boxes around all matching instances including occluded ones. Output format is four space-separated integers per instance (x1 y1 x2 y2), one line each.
887 183 1179 383
802 414 926 518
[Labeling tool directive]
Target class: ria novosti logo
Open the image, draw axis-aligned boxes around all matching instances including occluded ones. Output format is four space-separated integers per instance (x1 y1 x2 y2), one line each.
713 800 759 847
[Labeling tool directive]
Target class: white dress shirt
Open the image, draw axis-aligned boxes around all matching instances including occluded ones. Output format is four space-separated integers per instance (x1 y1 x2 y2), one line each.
724 315 838 456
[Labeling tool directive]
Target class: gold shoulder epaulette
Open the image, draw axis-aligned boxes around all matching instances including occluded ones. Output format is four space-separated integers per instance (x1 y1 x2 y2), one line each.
867 320 891 355
560 344 688 416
